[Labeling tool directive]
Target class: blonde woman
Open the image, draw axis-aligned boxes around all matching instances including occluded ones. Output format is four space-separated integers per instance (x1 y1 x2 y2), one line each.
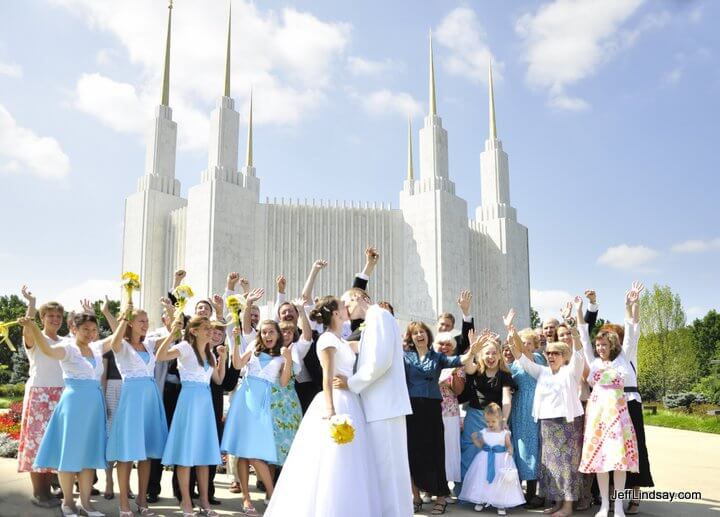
460 329 515 492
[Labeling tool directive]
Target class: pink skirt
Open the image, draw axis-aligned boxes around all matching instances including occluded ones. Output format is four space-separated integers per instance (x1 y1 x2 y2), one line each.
17 386 64 473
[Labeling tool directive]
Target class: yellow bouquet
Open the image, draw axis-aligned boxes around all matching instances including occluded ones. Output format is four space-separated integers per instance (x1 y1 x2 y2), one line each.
121 272 141 301
226 294 245 347
0 320 19 352
329 414 355 445
172 284 194 313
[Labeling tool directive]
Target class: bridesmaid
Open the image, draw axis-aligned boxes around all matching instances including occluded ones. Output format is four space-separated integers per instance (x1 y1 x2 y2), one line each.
156 315 226 517
22 310 129 517
17 287 64 509
106 307 168 516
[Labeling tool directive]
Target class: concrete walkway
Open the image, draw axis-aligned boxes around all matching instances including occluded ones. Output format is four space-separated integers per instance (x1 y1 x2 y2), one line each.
0 425 718 516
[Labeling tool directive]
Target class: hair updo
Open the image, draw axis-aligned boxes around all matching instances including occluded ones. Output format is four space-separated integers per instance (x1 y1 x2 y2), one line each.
309 296 340 328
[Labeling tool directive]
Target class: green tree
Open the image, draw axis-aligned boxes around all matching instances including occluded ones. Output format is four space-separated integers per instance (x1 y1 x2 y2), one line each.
691 310 720 376
0 295 28 369
529 307 540 328
639 284 686 336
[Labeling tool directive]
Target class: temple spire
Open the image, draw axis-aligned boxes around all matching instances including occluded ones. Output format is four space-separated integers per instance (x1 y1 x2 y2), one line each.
488 60 497 140
429 30 437 116
160 1 173 106
245 90 253 167
407 117 414 181
223 2 232 98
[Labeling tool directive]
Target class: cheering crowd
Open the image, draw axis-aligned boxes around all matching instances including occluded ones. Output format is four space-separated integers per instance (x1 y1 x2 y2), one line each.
14 247 653 517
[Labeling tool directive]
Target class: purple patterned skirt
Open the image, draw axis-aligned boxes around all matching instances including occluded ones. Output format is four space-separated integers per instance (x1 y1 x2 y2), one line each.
539 416 583 501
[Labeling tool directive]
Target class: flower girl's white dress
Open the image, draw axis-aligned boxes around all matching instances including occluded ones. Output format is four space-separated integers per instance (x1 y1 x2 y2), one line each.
264 332 380 517
459 429 526 509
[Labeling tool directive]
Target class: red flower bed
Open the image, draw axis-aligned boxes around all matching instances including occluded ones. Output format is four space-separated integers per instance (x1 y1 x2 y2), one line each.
0 413 20 440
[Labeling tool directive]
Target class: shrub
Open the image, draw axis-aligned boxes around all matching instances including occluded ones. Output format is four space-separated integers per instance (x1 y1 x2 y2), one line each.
0 383 25 397
693 374 720 405
0 367 11 385
0 432 19 458
663 392 706 411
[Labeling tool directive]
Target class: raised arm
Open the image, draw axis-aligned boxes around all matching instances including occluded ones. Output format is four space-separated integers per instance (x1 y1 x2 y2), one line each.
212 345 227 384
272 275 287 320
279 343 294 387
301 260 328 302
20 285 38 348
295 298 312 342
457 290 474 354
359 247 379 280
567 327 586 381
232 343 254 370
243 288 264 336
155 319 183 361
18 317 65 360
623 282 644 360
173 269 186 290
101 295 118 333
584 289 599 334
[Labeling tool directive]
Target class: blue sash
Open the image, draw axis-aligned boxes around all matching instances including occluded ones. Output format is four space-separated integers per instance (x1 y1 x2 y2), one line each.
481 444 507 483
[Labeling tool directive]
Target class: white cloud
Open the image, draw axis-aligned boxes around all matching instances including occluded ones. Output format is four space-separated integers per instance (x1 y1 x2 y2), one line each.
597 244 659 271
515 0 667 110
346 56 397 77
671 238 720 254
74 73 147 134
52 279 120 312
51 0 350 150
0 61 22 78
435 7 499 83
548 94 590 111
355 89 422 118
531 289 572 323
0 104 70 180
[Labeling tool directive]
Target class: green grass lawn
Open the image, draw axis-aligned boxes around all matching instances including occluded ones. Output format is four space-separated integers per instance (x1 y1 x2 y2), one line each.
644 408 720 434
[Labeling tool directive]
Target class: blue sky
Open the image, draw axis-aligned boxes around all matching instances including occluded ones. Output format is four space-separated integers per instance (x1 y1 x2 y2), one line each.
1 0 718 325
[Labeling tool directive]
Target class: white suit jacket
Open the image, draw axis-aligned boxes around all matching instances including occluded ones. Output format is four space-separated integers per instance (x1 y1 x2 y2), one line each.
347 304 412 423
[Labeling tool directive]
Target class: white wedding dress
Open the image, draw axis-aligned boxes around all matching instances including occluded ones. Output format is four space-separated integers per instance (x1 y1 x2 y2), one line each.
264 332 381 517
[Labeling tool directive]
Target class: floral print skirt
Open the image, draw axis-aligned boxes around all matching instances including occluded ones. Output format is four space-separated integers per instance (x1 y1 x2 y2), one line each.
270 379 302 466
539 416 583 501
17 386 63 473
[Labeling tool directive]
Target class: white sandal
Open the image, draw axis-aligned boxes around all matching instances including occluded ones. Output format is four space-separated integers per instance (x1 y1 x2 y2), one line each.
61 504 78 517
77 504 105 517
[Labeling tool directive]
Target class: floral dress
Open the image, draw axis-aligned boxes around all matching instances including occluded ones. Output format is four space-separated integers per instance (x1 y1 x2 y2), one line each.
579 366 639 474
270 376 302 465
508 353 544 481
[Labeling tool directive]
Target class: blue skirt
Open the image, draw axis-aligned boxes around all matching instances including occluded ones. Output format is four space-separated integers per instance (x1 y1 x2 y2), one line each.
460 407 486 480
161 381 221 467
107 377 168 462
34 379 107 472
221 376 277 463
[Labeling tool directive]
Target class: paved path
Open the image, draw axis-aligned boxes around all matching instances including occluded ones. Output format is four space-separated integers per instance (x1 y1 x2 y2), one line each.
0 425 718 516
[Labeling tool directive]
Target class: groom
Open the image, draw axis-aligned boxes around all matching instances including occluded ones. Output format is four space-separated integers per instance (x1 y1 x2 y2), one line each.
336 288 413 517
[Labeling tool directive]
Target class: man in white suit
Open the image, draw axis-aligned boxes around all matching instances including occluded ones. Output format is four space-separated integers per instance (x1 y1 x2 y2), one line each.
337 288 413 517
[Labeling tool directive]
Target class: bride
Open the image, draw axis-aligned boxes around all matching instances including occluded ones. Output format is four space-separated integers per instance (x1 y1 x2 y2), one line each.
264 296 381 517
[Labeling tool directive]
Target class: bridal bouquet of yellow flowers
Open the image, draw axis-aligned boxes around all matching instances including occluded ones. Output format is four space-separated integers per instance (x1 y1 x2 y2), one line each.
0 320 18 352
121 272 141 301
329 414 355 445
172 284 194 313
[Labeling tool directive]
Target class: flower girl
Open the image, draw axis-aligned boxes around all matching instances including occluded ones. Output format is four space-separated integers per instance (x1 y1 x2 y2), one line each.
459 403 525 515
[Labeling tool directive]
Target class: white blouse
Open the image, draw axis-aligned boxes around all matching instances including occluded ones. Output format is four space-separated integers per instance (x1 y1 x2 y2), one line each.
25 334 64 388
114 338 158 379
244 353 288 384
579 321 641 403
173 341 214 384
60 341 105 381
519 349 585 422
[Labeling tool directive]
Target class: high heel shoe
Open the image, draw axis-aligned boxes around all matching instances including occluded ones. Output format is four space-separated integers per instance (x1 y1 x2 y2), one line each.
77 504 106 517
135 501 156 516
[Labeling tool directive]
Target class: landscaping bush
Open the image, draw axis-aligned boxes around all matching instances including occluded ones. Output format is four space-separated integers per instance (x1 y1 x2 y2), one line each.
0 368 11 384
0 432 19 458
0 383 25 397
693 374 720 405
663 392 706 411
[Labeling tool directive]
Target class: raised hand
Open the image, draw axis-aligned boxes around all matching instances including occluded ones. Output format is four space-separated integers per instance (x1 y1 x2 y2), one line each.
276 275 287 294
101 295 111 315
211 294 224 314
80 299 94 315
232 326 242 337
365 246 379 265
21 285 36 306
174 269 186 288
227 272 240 290
216 345 227 359
280 342 293 361
574 295 583 308
239 277 250 293
457 290 472 316
560 300 573 320
247 288 265 304
502 308 516 330
625 282 644 306
313 259 328 271
291 297 306 310
584 289 597 305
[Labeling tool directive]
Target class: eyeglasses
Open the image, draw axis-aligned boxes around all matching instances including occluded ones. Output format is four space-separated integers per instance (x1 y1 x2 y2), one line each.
545 350 562 356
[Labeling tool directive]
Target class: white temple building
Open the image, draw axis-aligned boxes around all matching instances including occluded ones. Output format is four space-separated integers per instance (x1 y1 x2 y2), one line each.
121 4 531 330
